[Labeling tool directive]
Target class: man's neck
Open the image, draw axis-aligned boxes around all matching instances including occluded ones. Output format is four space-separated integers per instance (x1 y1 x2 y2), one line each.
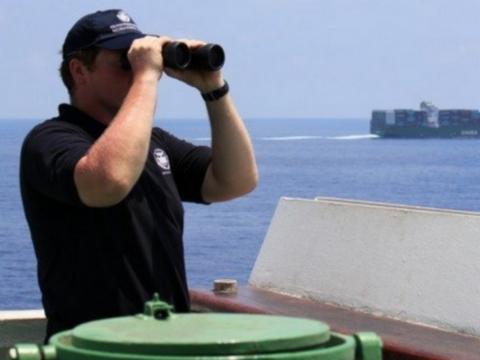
71 98 116 126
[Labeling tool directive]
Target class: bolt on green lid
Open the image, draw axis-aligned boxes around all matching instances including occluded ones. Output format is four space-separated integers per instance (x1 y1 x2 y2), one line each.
62 294 331 357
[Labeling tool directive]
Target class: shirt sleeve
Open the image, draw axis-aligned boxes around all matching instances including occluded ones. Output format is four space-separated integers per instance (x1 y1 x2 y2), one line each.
20 122 92 206
155 128 212 204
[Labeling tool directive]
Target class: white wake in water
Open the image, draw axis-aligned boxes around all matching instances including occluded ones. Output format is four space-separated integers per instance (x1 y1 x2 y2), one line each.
326 134 379 140
260 136 325 141
191 134 378 142
260 134 377 141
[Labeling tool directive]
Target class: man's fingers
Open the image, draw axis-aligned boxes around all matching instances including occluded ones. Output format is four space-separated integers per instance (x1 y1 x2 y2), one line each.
164 67 182 80
129 35 171 53
127 35 174 78
176 38 207 49
156 36 173 48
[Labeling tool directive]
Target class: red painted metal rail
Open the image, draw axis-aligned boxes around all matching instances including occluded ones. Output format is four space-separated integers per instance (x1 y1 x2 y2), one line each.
190 286 480 360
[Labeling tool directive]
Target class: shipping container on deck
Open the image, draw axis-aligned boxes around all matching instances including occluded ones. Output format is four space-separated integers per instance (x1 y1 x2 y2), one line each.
386 110 395 125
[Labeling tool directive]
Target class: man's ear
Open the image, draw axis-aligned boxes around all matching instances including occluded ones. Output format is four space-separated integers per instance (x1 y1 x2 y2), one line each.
69 59 89 88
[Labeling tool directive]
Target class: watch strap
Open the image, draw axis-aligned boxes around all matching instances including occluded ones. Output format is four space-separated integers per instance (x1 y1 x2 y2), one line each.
201 81 229 102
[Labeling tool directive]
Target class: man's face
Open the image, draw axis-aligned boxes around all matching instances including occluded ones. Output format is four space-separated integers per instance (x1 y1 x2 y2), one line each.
85 49 133 116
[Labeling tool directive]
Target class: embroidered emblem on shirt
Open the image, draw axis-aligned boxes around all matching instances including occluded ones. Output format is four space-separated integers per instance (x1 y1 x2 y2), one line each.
153 148 171 174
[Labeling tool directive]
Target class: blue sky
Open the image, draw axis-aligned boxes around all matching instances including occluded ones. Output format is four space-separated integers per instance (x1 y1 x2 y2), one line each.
2 0 480 119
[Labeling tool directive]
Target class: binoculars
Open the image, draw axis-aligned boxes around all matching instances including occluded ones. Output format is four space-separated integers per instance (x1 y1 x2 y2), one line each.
163 42 225 71
121 42 225 71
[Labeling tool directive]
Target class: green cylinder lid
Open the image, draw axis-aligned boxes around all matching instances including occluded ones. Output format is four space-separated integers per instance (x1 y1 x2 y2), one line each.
64 294 331 357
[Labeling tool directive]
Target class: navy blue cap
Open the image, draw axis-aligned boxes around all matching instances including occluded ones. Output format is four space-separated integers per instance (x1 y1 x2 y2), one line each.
62 9 146 58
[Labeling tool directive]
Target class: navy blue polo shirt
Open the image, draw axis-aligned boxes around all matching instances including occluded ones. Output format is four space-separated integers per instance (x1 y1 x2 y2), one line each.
19 104 212 339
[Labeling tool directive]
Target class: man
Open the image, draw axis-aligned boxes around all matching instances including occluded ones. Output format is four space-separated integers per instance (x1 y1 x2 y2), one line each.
19 9 257 341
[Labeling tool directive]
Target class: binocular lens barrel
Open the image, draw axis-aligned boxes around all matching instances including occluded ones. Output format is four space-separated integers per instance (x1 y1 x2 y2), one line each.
162 42 191 69
189 44 225 71
162 42 225 71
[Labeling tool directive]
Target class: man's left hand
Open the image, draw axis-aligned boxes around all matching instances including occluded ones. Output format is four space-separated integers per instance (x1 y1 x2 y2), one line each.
163 39 225 93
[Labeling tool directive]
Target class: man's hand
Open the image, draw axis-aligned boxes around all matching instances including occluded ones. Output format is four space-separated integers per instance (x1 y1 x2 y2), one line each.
163 39 225 92
128 36 171 81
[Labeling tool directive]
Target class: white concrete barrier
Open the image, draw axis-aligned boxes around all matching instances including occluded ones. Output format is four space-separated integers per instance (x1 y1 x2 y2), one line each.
250 197 480 335
0 310 45 321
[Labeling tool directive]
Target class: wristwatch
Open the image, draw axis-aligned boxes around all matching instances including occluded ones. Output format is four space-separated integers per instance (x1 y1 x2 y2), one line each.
201 81 229 102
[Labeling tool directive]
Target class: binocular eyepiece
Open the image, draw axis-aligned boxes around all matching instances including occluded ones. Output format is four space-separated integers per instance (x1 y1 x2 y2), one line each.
121 42 225 72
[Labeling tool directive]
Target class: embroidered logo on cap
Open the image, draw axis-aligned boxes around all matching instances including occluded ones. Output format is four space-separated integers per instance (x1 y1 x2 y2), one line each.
117 11 131 22
110 10 138 33
153 148 171 174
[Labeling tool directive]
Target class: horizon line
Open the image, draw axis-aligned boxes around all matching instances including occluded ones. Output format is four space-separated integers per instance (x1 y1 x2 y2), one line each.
0 116 370 122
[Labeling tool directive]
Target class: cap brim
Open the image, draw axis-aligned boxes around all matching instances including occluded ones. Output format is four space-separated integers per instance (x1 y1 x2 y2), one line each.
95 32 146 50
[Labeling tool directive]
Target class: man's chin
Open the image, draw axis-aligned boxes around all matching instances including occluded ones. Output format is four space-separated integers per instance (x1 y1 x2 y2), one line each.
100 102 122 118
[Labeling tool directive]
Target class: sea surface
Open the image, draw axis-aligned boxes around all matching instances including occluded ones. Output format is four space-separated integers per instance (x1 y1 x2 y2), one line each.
2 117 480 309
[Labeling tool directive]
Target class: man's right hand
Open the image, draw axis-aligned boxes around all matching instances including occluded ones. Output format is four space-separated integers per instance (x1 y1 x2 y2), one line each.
128 36 171 81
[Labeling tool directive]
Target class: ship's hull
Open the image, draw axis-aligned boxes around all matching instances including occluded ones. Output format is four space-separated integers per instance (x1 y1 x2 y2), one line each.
371 125 480 138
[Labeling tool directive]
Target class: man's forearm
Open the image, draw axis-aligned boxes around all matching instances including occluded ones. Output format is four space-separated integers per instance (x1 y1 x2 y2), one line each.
74 77 157 207
202 94 258 203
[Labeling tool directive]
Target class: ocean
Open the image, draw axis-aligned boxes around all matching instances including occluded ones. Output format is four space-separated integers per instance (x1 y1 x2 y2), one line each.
2 117 480 310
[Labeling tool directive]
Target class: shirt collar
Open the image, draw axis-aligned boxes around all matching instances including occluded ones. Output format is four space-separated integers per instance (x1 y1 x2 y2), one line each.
57 103 107 137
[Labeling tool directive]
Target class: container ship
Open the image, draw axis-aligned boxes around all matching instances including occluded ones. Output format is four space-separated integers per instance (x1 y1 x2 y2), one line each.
370 101 480 138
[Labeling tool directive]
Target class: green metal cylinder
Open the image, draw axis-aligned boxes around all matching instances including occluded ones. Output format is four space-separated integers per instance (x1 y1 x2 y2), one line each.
10 294 382 360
